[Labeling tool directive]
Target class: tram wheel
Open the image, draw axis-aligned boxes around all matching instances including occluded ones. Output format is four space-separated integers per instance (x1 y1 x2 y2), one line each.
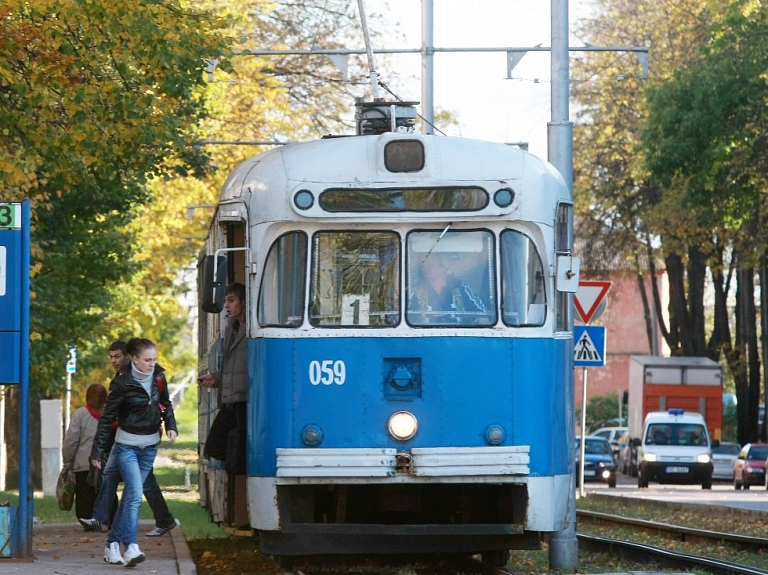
481 550 510 567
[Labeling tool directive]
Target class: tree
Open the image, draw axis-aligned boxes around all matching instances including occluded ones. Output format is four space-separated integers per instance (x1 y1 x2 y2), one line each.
580 392 624 433
641 0 768 444
571 0 714 358
0 0 233 486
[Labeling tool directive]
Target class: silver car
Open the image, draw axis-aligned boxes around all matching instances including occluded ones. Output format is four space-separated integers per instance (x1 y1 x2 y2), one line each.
711 441 740 480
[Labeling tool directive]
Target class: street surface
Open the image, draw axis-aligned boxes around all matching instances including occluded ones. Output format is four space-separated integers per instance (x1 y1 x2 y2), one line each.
581 472 768 513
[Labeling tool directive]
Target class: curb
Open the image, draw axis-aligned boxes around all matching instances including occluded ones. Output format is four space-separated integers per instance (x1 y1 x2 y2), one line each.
171 526 198 575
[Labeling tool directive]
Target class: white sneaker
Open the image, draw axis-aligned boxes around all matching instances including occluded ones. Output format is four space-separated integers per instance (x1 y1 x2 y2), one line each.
123 543 145 568
103 541 124 565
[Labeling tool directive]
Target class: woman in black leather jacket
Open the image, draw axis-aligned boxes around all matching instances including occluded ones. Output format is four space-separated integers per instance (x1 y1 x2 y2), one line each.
89 337 177 567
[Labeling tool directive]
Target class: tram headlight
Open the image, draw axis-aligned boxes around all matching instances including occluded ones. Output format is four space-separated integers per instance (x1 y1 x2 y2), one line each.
387 411 418 441
301 424 324 446
484 424 505 445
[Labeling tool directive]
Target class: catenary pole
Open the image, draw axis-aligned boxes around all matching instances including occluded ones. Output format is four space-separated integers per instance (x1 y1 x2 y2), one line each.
548 0 579 570
421 0 434 134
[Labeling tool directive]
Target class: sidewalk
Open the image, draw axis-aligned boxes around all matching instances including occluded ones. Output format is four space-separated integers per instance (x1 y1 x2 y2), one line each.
1 519 196 574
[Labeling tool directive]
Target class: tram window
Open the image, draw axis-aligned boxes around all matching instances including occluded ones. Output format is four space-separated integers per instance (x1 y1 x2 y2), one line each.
309 231 400 327
319 187 488 212
258 232 308 327
500 231 547 327
406 230 496 327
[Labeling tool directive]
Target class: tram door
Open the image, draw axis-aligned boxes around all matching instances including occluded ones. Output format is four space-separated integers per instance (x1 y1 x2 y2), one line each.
198 219 250 527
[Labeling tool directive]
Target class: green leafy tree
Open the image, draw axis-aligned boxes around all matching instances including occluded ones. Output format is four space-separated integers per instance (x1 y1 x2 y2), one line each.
571 0 713 357
641 0 768 444
579 392 624 433
0 0 233 486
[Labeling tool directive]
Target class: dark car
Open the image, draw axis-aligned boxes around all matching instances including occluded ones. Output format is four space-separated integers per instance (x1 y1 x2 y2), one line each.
733 443 768 489
575 436 617 488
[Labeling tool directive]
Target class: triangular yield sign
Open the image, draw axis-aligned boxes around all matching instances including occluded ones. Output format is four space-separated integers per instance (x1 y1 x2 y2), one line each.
574 281 611 324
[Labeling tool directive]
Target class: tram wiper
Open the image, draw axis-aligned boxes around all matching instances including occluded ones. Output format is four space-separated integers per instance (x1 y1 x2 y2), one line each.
422 223 452 263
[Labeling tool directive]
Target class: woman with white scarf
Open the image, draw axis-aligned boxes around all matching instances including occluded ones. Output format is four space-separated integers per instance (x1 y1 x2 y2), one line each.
90 338 177 567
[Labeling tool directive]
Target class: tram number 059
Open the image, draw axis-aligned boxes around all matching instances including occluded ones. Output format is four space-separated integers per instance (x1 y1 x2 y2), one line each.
309 360 346 386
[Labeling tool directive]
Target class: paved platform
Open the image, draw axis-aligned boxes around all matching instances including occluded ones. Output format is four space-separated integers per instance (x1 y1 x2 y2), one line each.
0 519 196 574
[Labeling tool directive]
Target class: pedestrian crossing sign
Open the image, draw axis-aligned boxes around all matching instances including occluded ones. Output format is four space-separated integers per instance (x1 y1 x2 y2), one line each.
574 325 606 367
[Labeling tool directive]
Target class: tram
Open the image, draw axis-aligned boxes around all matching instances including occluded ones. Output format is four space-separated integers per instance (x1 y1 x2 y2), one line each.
197 100 579 564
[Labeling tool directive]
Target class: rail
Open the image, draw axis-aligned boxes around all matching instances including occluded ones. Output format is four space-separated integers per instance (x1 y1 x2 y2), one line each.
577 509 768 550
578 533 768 575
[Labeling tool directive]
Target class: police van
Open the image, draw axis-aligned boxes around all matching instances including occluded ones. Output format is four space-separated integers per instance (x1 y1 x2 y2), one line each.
634 409 717 489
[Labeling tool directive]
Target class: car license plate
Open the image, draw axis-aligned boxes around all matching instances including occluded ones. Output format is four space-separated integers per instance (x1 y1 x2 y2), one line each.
666 466 688 473
584 470 595 477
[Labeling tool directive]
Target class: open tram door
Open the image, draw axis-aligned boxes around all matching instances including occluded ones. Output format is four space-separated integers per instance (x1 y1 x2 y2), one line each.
198 202 251 529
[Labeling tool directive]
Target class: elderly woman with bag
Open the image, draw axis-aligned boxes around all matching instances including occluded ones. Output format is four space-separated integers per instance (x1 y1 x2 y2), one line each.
62 383 107 520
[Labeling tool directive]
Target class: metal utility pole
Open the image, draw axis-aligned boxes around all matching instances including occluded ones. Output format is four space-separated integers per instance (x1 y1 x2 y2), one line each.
421 0 434 133
548 0 578 570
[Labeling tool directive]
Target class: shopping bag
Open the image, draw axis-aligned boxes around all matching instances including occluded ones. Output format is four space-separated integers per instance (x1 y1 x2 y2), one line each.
56 466 75 511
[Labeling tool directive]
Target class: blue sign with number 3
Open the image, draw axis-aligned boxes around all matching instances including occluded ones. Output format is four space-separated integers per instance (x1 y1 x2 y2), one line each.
0 202 24 383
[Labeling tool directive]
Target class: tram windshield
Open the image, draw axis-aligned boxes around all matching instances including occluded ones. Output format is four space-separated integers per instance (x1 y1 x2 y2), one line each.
500 230 547 326
259 232 308 327
406 230 496 326
309 231 400 327
260 228 548 329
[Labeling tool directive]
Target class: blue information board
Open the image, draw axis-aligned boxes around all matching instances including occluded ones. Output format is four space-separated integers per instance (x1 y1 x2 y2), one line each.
0 202 22 384
574 325 606 367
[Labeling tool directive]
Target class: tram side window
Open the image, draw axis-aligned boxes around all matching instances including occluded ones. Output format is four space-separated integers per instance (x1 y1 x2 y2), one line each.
501 230 546 326
406 230 496 327
309 231 400 327
258 232 308 327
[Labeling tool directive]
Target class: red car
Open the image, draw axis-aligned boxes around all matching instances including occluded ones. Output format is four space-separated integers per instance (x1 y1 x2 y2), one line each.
733 443 768 489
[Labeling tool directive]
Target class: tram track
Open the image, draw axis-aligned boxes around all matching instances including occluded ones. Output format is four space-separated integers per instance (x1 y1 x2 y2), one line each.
576 507 768 574
577 533 768 575
577 509 768 550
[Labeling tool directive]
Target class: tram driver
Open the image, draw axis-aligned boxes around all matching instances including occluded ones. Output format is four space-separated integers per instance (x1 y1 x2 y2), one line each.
407 252 488 325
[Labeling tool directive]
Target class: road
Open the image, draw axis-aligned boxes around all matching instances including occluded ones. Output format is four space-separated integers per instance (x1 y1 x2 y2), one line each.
581 472 768 513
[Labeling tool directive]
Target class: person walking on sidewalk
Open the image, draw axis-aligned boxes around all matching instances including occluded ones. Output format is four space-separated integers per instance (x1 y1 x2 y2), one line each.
80 340 180 538
62 383 107 522
89 338 178 567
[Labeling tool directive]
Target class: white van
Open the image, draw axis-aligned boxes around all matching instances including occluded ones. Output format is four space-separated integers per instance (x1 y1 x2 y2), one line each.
635 409 716 489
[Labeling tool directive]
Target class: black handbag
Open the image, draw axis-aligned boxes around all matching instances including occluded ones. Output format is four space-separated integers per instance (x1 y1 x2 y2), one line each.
87 462 103 491
204 405 237 461
225 427 247 475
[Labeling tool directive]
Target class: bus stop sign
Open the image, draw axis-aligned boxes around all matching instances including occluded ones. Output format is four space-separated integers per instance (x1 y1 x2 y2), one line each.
0 202 22 383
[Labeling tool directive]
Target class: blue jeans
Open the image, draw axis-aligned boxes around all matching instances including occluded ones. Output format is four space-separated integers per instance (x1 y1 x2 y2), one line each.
92 449 120 526
108 442 158 546
94 448 174 529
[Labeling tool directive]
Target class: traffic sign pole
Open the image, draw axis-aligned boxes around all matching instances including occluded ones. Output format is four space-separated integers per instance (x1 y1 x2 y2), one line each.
573 281 611 501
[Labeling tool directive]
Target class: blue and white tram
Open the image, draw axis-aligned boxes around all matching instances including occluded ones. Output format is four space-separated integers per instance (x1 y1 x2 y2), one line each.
198 102 579 563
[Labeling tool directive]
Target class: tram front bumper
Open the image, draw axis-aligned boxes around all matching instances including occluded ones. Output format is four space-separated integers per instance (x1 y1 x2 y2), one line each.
275 446 530 479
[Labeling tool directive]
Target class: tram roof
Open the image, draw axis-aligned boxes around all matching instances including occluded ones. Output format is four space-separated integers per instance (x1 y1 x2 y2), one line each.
217 133 569 222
